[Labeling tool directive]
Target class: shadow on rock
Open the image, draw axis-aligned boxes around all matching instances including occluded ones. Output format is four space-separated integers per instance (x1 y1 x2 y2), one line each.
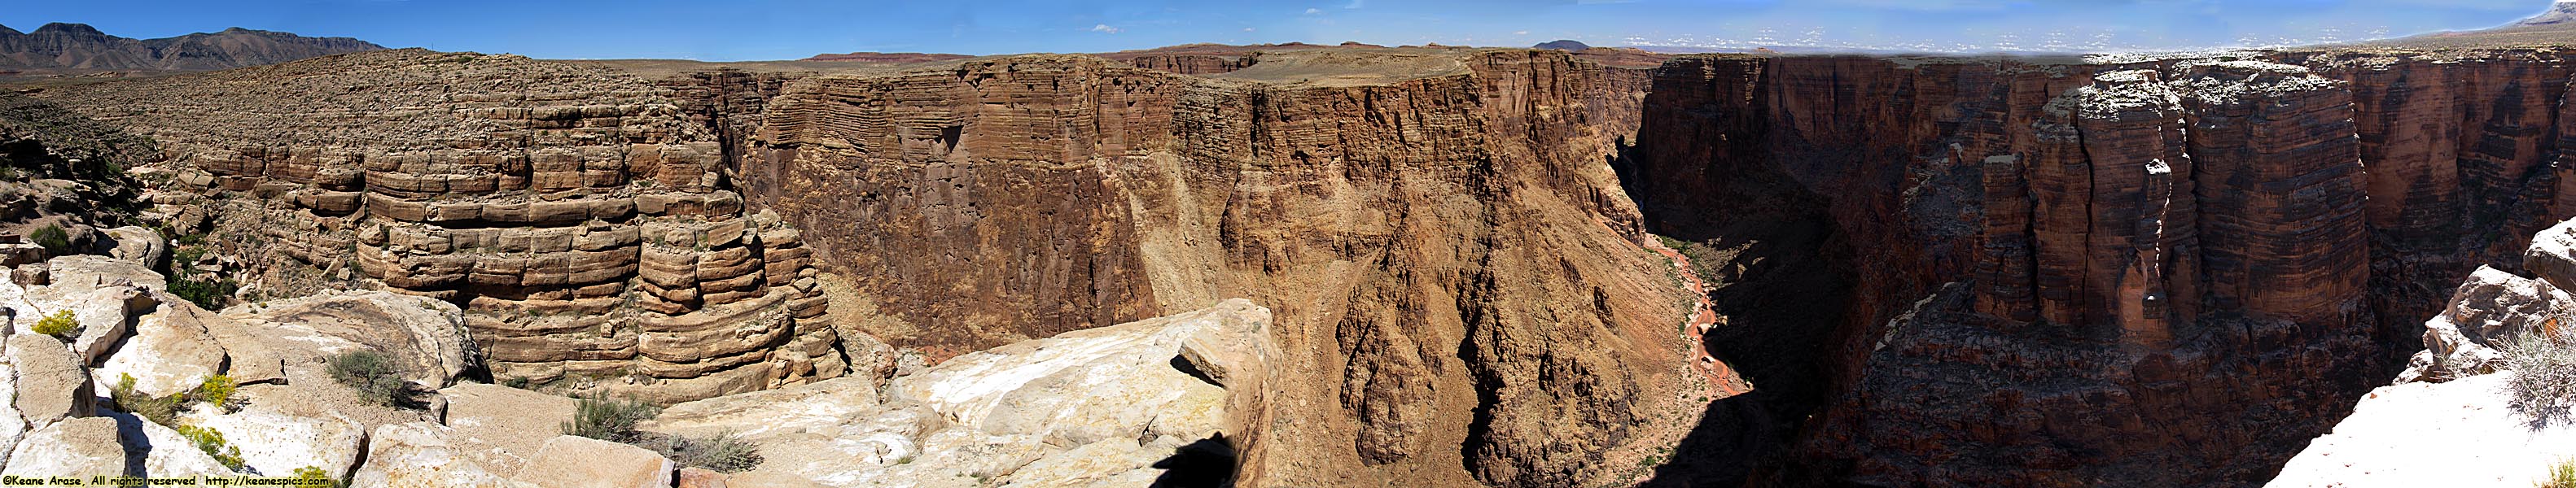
1150 434 1236 488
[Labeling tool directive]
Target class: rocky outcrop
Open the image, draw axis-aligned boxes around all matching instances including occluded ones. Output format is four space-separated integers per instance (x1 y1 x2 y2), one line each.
640 299 1273 487
2274 215 2576 486
2397 266 2576 381
514 435 677 488
3 416 122 477
349 422 534 488
28 49 843 403
2267 372 2576 488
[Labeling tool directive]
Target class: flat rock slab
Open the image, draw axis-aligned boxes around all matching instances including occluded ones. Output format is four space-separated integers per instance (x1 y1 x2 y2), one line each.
2269 372 2576 487
511 435 674 488
5 417 124 477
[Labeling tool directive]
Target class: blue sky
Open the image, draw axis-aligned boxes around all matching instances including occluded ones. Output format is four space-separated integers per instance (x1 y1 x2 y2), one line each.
0 0 2560 60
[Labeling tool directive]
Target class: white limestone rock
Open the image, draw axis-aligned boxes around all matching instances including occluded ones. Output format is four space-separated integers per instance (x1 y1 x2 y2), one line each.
348 422 534 488
2269 372 2576 487
178 404 366 479
510 435 676 488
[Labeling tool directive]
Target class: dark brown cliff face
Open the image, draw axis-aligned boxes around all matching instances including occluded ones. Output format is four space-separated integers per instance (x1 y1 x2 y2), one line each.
1625 50 2576 486
744 50 1711 486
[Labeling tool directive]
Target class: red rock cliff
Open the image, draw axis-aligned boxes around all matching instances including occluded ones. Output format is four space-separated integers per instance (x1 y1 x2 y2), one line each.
1626 49 2576 486
743 50 1709 487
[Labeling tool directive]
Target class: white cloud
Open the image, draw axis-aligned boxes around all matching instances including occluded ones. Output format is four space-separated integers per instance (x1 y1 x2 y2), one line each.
1091 24 1122 33
1514 30 1531 35
1243 27 1257 32
1305 7 1324 14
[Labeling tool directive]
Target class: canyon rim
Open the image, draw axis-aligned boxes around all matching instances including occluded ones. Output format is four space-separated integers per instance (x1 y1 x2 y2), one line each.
3 2 2576 487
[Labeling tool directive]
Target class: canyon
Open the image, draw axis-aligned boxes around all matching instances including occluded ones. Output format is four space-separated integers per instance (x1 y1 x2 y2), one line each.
4 18 2576 488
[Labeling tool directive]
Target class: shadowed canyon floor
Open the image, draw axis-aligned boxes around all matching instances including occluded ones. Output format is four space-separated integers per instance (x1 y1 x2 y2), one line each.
8 23 2576 486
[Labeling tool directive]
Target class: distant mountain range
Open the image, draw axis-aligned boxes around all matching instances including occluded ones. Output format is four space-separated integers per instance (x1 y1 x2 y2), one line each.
0 23 381 76
2516 2 2576 28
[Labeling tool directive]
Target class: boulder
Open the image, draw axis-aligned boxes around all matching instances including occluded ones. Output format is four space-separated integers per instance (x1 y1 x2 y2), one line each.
510 435 676 488
2398 266 2576 382
3 417 124 477
97 301 228 398
40 255 164 291
2529 217 2576 292
641 376 880 438
178 405 366 480
890 299 1252 447
9 284 150 364
222 290 480 386
677 467 729 488
103 226 165 265
642 300 1274 487
7 333 92 429
103 409 239 477
348 422 533 488
0 244 42 268
437 382 579 476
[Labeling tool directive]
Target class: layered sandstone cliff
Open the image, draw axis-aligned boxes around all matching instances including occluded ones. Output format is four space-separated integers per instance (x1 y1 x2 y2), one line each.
24 50 843 403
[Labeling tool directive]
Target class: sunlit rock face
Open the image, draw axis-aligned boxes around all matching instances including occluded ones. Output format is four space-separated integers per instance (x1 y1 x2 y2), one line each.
640 298 1276 488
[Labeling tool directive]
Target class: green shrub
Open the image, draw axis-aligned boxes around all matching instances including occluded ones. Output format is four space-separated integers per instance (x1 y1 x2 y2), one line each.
562 396 660 443
30 309 77 338
191 374 239 410
326 351 410 407
642 430 763 473
171 423 245 471
28 224 68 255
109 373 180 426
2504 326 2576 425
169 277 236 311
292 465 344 488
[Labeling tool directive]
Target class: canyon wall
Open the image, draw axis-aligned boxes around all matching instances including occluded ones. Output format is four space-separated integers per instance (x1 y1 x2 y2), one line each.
738 50 1709 486
28 41 2576 487
1626 49 2576 486
25 50 845 403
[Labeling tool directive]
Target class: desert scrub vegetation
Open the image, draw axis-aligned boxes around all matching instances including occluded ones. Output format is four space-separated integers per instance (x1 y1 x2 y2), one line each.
107 373 250 470
326 350 414 407
640 431 764 473
563 395 659 442
28 223 68 255
29 309 77 338
2505 325 2576 425
168 277 238 311
563 396 764 473
173 423 246 470
2544 457 2576 488
109 373 243 426
293 466 344 488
